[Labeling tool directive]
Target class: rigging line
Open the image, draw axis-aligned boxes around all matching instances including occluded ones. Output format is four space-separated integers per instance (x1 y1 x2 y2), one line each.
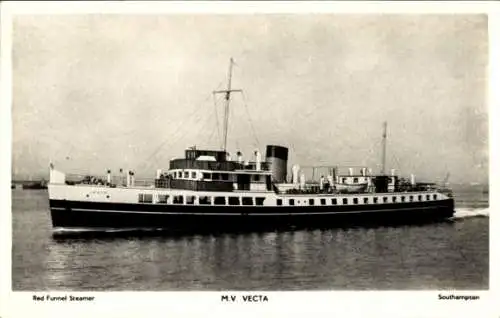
212 92 222 149
177 94 224 149
205 109 219 147
163 82 225 147
143 94 224 171
137 81 226 172
135 100 210 172
206 94 225 147
240 91 261 148
206 121 218 147
191 108 217 144
142 112 208 172
136 111 202 171
147 96 217 164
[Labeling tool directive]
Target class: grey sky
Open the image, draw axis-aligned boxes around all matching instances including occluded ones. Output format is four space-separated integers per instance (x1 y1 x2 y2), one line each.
12 14 488 184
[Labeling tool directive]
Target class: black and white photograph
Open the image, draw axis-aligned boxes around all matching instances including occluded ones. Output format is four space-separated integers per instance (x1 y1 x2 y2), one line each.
1 1 497 317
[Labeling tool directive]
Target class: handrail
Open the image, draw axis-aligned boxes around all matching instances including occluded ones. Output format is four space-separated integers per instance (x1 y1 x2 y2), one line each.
64 173 156 187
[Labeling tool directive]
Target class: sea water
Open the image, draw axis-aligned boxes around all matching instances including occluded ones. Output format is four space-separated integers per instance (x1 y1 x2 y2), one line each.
11 186 488 290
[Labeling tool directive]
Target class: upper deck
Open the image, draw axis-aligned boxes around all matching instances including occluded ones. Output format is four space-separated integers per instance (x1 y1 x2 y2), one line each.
169 158 270 172
168 148 270 172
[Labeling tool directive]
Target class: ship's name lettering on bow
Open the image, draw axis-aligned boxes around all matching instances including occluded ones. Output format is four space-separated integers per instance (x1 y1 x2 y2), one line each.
88 191 108 195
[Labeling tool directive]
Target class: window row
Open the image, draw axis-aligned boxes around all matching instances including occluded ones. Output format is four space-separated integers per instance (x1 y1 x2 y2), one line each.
138 194 266 206
140 193 439 206
278 194 439 206
167 170 262 182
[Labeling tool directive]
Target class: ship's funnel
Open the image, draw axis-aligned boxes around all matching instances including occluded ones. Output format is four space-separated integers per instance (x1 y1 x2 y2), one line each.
265 145 288 183
156 169 162 179
107 169 112 184
237 151 243 163
349 168 353 176
391 169 396 176
410 174 416 186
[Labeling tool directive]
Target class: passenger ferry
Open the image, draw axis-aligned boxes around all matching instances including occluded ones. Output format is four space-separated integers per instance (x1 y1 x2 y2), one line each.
47 59 455 234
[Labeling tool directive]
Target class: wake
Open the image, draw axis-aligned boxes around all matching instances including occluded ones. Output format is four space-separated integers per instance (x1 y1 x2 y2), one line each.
451 207 489 220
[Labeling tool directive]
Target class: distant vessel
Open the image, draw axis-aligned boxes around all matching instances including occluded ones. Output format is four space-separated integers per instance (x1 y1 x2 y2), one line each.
11 179 47 190
22 180 48 190
48 59 455 235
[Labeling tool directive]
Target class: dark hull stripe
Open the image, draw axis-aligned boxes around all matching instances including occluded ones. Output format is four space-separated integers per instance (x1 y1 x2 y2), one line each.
49 198 454 232
49 198 453 213
52 204 452 216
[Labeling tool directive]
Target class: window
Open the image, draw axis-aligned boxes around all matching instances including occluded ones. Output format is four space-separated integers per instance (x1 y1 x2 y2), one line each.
309 199 315 205
343 198 348 205
138 193 153 203
392 196 397 203
373 197 378 204
354 177 359 183
253 175 260 181
320 198 326 205
426 195 430 200
401 196 406 202
342 178 347 183
363 198 369 204
212 173 220 180
184 171 189 178
221 173 229 181
256 197 265 206
383 197 388 203
158 194 169 204
277 199 283 206
214 197 226 205
229 197 240 206
418 195 422 201
409 196 414 202
242 197 253 206
289 199 295 206
173 195 184 204
203 173 211 180
191 171 196 179
433 194 438 200
186 196 195 204
199 196 211 205
353 198 358 204
332 198 337 205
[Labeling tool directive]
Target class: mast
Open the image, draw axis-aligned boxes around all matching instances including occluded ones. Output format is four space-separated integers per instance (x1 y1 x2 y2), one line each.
381 121 387 175
213 58 242 152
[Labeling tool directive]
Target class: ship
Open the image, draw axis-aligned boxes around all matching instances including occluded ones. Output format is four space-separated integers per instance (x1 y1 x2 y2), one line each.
47 59 455 235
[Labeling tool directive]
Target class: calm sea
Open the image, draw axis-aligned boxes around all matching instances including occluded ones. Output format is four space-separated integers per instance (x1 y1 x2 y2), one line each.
11 186 489 290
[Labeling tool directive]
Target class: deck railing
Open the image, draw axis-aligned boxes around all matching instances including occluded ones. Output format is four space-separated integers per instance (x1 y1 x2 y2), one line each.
64 173 156 188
